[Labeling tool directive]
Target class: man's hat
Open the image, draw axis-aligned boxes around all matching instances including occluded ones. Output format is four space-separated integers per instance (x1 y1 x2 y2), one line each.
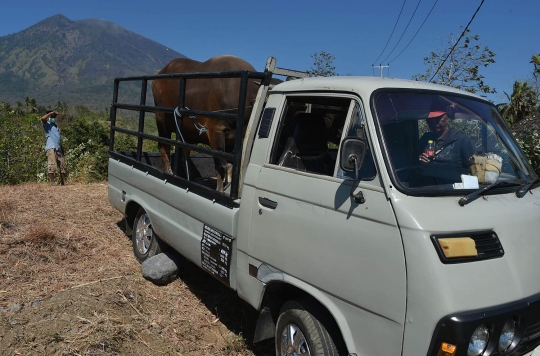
427 111 446 119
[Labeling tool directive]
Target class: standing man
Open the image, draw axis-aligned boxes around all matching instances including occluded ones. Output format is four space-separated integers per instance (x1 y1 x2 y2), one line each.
41 110 67 186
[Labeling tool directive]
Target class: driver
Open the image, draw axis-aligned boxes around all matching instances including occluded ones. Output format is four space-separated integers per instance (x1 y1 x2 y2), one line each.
418 107 475 169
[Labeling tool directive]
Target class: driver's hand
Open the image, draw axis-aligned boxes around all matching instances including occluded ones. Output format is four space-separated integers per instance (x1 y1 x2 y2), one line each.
419 153 431 163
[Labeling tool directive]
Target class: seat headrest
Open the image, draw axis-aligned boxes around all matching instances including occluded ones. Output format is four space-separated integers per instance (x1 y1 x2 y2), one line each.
291 113 328 154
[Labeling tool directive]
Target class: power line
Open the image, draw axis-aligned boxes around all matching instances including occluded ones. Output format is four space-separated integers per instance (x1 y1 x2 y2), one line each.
429 0 485 82
388 0 440 64
372 0 408 65
380 0 423 64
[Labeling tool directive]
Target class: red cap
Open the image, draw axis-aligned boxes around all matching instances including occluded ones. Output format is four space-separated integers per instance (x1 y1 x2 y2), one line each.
427 111 446 119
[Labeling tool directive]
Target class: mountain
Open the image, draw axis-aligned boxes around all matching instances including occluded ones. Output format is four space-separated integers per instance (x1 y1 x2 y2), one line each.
0 14 186 109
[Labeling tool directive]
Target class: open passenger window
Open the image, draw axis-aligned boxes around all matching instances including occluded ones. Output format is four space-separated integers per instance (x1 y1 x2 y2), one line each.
270 96 376 180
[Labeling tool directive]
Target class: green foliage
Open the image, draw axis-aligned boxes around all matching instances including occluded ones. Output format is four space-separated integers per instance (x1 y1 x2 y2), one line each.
532 54 540 80
412 29 496 95
307 51 337 77
55 101 70 117
14 102 24 116
63 117 109 148
0 101 12 115
498 81 538 125
0 114 44 184
0 98 129 185
25 97 38 113
513 126 540 174
528 54 540 112
64 140 110 183
61 117 111 183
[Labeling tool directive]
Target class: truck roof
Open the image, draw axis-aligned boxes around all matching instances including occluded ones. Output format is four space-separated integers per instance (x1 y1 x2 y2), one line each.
271 76 484 100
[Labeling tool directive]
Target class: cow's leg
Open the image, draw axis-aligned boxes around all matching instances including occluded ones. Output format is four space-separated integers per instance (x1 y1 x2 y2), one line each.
159 144 172 174
226 163 233 187
208 131 228 192
156 112 173 174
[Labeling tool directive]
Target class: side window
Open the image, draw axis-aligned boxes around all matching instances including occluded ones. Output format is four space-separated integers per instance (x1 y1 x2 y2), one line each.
337 103 377 181
270 96 350 176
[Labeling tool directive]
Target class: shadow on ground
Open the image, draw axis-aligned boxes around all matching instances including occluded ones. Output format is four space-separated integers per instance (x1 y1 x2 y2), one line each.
118 218 276 356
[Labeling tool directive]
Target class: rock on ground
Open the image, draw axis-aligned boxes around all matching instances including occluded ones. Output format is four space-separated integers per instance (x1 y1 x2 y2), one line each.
141 252 182 285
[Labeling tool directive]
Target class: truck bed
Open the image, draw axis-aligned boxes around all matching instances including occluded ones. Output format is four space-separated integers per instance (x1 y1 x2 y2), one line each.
108 156 240 288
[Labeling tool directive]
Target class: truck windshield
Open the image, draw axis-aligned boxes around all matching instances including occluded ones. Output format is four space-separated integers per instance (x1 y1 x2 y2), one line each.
374 91 536 194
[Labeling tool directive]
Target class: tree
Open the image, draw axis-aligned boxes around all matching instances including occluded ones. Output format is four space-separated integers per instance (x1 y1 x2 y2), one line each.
532 54 540 79
74 104 92 118
13 102 24 117
0 101 12 116
0 114 44 184
307 51 337 77
25 97 38 114
55 101 70 116
499 81 538 125
528 54 540 101
412 29 496 95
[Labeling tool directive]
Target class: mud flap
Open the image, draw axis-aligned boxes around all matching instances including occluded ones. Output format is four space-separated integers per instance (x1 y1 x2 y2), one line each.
253 307 276 343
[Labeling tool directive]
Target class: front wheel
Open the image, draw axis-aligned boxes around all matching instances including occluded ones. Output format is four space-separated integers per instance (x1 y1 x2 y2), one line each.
132 207 162 263
275 299 342 356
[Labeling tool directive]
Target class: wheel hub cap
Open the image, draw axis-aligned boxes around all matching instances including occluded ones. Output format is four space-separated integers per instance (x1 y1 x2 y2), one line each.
135 214 152 254
281 323 311 356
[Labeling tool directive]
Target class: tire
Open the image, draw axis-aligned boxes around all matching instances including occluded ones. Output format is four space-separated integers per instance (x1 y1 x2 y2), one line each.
132 207 162 263
275 299 342 356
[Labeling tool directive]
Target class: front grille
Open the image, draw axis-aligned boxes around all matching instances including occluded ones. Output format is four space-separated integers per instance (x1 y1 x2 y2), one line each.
523 322 540 342
470 231 504 259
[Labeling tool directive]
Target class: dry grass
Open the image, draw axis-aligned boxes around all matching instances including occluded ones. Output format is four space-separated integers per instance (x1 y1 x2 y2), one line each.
0 182 274 355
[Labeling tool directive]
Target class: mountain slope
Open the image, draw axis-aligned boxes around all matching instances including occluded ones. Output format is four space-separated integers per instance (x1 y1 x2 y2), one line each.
0 14 186 108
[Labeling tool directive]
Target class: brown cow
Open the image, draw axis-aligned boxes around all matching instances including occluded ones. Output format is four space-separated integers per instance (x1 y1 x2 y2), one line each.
152 55 260 192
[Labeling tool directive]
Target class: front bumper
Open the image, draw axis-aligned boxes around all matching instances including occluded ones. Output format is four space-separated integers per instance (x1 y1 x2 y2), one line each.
427 292 540 355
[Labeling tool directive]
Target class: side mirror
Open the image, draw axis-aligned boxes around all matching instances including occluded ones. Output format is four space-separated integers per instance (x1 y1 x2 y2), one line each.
339 137 367 204
340 137 366 172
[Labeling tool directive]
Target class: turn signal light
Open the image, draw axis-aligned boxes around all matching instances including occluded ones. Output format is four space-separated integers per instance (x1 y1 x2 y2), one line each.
437 237 477 258
439 342 457 356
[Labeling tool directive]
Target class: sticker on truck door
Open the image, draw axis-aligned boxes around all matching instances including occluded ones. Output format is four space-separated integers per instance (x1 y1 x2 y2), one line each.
201 225 233 286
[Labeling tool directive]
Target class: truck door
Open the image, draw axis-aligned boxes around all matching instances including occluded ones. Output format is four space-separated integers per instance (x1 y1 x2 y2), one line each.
247 94 407 355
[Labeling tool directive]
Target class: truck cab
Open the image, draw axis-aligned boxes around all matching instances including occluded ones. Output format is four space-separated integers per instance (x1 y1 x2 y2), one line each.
108 59 540 356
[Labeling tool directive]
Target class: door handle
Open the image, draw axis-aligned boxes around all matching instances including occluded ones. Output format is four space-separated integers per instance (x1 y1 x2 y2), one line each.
258 197 278 209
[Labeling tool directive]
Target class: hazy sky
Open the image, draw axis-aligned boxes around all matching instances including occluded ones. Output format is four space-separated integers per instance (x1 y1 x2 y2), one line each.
2 0 539 103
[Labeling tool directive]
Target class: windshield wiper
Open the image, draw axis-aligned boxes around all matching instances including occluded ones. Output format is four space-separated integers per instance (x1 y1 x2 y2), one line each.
516 178 540 198
458 182 521 207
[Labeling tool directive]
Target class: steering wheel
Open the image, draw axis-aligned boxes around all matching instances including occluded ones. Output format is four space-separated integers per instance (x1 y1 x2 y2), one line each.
395 165 423 173
395 165 423 181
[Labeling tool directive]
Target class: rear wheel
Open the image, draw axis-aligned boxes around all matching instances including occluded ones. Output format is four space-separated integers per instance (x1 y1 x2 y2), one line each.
275 299 342 356
132 207 162 263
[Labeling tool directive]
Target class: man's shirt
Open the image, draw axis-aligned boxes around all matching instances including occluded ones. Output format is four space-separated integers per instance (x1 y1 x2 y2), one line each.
43 122 61 151
419 128 475 168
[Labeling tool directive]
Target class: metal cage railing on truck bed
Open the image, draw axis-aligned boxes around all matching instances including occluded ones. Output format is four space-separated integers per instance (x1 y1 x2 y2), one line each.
108 69 269 206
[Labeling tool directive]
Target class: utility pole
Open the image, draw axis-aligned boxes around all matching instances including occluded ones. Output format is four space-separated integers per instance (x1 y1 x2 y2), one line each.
372 64 389 78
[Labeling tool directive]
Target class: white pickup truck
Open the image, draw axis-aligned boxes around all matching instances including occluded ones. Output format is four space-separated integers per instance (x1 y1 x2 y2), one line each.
108 57 540 356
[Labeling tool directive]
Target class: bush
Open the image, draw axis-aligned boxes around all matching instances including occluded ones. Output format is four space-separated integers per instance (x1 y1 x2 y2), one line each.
0 112 122 185
513 126 540 174
0 114 44 184
62 117 111 183
63 140 109 183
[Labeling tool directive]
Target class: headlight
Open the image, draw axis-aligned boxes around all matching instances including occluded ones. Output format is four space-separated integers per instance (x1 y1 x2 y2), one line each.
498 319 516 353
468 324 489 356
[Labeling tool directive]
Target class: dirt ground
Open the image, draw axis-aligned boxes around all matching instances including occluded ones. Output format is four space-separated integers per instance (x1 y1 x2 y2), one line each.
0 182 275 355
